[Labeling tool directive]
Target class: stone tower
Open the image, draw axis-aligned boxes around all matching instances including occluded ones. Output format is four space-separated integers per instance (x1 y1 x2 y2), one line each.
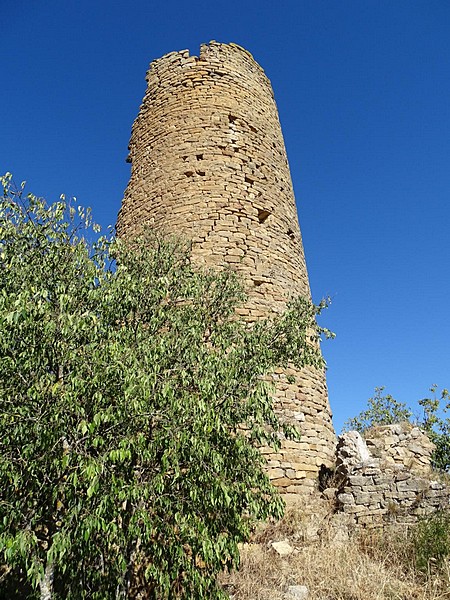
117 41 336 495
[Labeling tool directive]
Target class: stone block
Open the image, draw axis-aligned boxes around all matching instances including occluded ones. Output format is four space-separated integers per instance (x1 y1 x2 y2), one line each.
271 540 294 556
285 585 309 599
337 493 355 505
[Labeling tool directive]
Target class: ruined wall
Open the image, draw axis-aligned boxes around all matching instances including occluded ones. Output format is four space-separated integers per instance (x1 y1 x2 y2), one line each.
117 41 336 494
325 429 450 529
364 422 435 476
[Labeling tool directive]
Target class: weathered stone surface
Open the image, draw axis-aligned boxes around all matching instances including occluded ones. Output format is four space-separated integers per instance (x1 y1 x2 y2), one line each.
348 475 369 486
322 487 337 500
365 423 435 475
329 427 450 528
336 431 375 472
285 585 309 599
337 493 355 505
117 41 336 494
270 540 294 556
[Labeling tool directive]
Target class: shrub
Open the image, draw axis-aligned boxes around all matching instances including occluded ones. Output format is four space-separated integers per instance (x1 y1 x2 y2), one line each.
413 511 450 574
343 387 412 433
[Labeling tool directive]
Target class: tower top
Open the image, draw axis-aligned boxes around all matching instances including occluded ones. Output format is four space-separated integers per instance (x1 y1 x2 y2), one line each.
146 41 269 86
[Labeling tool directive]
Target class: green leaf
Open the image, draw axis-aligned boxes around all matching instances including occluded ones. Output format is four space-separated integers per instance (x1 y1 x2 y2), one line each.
0 177 329 597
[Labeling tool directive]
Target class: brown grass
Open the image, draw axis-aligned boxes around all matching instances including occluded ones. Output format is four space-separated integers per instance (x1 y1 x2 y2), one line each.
220 497 450 600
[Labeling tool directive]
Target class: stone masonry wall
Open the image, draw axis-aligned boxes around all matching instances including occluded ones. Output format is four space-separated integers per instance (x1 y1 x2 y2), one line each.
117 42 336 494
328 429 450 529
365 422 435 476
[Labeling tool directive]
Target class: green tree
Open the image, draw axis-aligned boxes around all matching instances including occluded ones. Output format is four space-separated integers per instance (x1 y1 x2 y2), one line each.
0 174 330 599
343 387 413 434
419 386 450 472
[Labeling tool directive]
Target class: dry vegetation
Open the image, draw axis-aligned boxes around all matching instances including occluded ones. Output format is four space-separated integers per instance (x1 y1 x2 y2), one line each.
220 496 450 600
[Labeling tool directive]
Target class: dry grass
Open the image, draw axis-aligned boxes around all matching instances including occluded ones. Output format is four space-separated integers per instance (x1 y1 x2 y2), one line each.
220 497 450 600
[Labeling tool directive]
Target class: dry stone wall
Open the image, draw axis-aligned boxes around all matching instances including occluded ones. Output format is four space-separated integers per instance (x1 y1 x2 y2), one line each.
327 429 450 529
365 422 435 476
117 41 336 494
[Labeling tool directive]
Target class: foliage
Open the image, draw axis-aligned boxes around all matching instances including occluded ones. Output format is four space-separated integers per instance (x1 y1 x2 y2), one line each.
343 387 412 433
419 387 450 473
0 173 330 599
413 511 450 574
343 386 450 472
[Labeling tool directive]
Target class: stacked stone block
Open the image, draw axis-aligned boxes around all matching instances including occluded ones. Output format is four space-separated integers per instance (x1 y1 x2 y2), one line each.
337 465 449 528
330 429 449 528
364 422 435 476
117 41 336 494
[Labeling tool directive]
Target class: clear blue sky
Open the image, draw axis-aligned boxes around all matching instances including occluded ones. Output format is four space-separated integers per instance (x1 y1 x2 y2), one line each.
3 1 450 432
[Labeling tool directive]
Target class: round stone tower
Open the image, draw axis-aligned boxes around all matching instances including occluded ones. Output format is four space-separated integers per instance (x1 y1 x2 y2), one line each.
117 41 336 495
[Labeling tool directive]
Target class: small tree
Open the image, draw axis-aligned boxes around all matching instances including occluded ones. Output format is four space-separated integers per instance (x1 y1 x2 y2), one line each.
343 387 413 434
0 174 330 599
419 386 450 472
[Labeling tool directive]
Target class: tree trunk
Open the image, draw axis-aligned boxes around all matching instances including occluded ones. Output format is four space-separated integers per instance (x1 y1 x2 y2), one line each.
39 562 54 600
